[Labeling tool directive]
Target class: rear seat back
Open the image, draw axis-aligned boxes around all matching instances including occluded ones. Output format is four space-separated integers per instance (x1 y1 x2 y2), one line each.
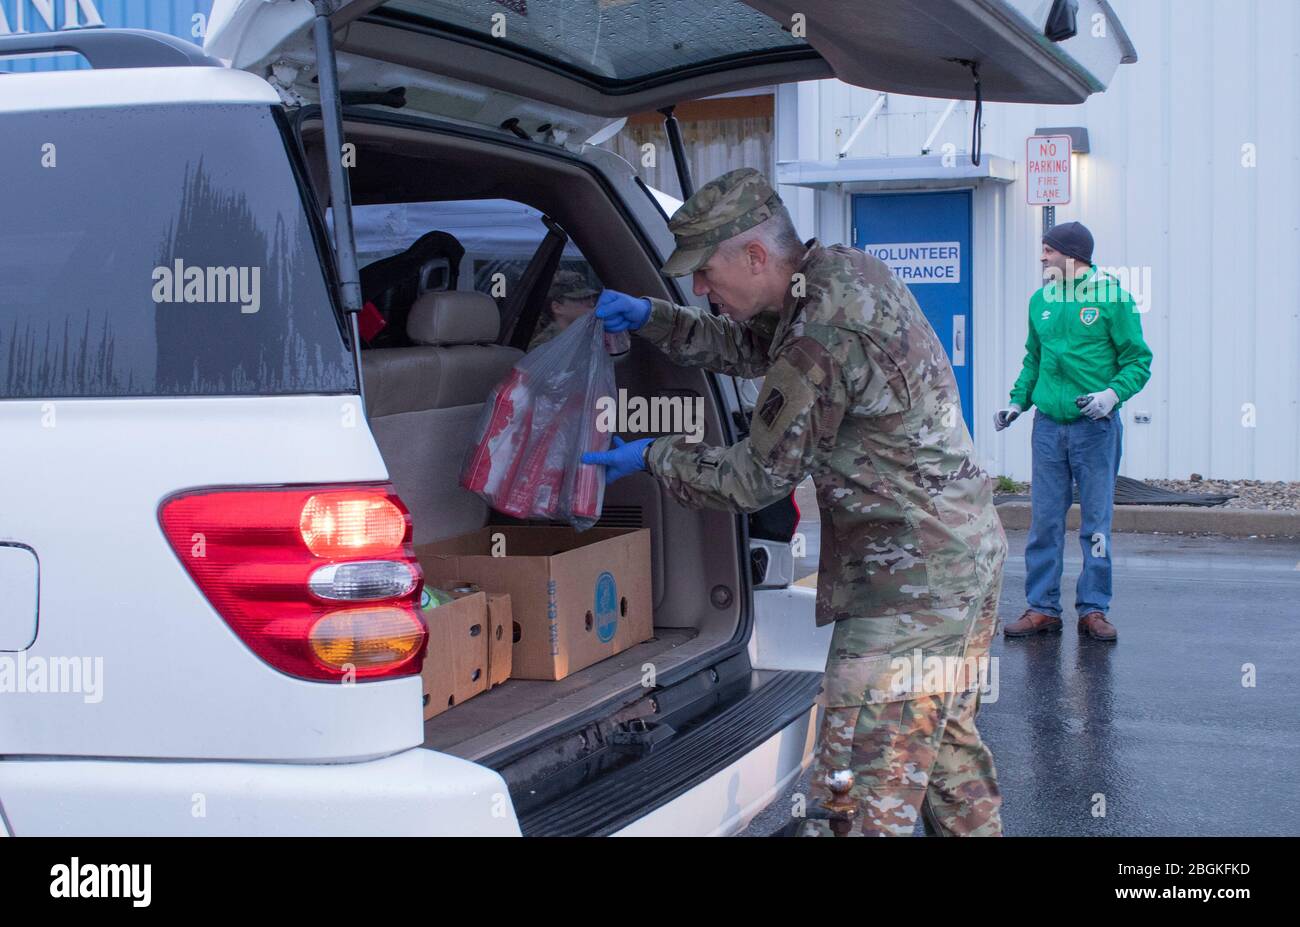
362 291 523 544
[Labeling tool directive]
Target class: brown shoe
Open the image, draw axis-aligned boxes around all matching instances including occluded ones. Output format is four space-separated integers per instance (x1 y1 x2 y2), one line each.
1078 611 1118 641
1003 609 1063 638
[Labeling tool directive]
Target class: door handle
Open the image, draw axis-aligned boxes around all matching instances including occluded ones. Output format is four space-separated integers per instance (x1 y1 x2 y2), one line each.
952 314 966 366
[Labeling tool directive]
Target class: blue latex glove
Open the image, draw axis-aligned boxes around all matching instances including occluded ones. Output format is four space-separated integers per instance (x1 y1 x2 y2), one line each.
594 289 651 332
582 436 653 485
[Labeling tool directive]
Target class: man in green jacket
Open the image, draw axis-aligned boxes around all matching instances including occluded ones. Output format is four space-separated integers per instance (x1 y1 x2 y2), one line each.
995 222 1151 642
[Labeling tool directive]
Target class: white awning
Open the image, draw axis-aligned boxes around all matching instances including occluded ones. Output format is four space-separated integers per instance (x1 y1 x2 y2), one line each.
777 154 1016 189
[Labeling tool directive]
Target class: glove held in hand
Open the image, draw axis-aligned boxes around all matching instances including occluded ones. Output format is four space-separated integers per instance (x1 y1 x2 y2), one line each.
594 290 651 333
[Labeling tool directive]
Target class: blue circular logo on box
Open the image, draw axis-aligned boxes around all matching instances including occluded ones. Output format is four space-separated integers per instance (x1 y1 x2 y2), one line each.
594 571 618 643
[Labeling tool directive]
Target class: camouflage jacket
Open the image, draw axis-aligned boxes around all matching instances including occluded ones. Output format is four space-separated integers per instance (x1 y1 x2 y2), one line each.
527 317 564 351
640 240 1006 625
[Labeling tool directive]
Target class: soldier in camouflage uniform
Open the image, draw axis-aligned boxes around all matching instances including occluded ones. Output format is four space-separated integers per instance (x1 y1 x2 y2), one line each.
527 270 601 350
583 168 1007 836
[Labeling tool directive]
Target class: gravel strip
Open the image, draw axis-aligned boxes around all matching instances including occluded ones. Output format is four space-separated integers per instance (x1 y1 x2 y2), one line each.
992 478 1300 511
1144 479 1300 511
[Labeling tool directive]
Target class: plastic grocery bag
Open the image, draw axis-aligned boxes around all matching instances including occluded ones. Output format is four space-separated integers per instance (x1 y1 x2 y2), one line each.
460 312 616 530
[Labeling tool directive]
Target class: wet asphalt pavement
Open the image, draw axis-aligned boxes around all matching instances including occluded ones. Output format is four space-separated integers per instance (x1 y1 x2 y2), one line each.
743 525 1300 836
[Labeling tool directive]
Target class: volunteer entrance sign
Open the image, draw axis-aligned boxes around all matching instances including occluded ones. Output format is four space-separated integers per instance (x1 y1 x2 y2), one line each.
1026 134 1072 205
862 242 961 283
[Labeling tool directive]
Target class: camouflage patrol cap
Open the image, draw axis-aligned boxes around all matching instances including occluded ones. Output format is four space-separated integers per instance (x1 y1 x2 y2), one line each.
548 269 601 302
662 168 788 277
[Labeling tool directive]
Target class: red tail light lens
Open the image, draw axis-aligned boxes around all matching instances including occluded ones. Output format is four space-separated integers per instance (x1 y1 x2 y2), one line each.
159 484 426 682
300 493 407 557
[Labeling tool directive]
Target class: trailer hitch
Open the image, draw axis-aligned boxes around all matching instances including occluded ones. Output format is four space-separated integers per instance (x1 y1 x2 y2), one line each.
803 769 858 836
772 768 858 837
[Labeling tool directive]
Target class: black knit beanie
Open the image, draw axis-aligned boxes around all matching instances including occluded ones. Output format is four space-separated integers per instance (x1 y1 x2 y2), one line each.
1043 221 1094 265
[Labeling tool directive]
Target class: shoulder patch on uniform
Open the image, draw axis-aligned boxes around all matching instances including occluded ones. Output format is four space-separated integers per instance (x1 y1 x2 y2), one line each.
758 387 786 428
783 334 842 388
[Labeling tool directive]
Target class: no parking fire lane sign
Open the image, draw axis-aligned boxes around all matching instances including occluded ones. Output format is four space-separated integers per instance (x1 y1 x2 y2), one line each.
1027 134 1072 205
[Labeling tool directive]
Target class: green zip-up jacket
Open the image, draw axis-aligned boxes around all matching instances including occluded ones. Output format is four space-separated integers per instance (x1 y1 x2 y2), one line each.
1009 267 1152 423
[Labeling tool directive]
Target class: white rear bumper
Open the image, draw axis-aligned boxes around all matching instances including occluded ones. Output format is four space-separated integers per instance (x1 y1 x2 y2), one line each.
0 748 518 836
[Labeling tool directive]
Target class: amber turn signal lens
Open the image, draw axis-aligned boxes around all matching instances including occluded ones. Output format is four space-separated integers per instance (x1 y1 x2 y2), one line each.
308 606 426 671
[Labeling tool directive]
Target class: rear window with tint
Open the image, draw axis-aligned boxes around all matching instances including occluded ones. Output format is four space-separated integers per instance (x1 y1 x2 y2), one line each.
375 0 810 84
0 104 357 398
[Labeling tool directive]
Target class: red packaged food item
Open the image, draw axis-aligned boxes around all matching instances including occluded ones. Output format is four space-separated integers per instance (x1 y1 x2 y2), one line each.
501 390 577 519
571 390 607 521
462 368 533 502
459 314 615 530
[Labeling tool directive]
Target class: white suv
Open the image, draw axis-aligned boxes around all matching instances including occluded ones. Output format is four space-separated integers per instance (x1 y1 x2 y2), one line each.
0 0 1132 836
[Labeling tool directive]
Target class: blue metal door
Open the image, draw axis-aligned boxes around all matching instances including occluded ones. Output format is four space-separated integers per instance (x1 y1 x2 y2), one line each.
852 191 974 434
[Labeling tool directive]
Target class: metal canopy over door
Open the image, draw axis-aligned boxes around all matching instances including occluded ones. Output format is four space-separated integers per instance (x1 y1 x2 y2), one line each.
852 190 974 435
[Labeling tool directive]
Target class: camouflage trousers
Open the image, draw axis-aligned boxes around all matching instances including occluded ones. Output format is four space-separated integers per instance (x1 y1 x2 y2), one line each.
799 579 1003 836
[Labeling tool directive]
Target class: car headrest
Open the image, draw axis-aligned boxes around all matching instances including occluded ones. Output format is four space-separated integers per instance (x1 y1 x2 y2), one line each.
406 291 501 346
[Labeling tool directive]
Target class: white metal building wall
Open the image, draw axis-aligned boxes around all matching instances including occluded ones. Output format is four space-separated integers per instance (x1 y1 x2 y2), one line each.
776 0 1300 482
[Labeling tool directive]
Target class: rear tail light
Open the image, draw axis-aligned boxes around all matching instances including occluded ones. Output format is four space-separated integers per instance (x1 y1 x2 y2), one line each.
159 484 427 683
790 491 802 539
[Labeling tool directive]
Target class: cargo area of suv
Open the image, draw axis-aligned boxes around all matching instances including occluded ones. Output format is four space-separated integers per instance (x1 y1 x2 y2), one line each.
295 113 774 777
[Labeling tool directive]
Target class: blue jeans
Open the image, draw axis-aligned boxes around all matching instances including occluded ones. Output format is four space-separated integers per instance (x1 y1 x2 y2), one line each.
1025 411 1123 617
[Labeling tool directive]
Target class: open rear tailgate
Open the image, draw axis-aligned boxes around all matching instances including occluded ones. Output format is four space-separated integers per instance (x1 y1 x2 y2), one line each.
208 0 1136 114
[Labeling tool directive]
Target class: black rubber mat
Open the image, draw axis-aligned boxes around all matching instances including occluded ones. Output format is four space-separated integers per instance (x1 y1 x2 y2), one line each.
996 475 1235 507
517 670 823 836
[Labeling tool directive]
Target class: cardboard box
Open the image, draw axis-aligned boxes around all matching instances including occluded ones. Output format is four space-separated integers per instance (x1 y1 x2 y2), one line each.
445 583 513 689
416 527 652 681
485 592 513 688
419 588 489 720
